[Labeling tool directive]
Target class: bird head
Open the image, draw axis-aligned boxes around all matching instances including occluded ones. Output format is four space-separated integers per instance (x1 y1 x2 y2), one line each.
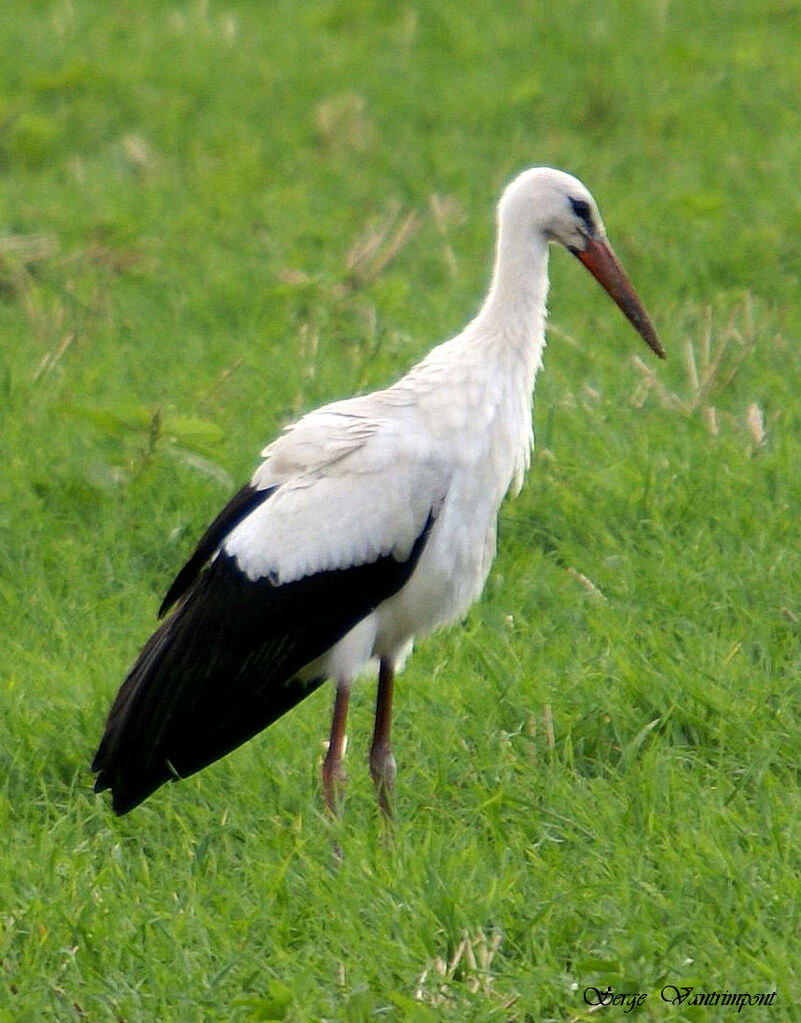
500 167 665 359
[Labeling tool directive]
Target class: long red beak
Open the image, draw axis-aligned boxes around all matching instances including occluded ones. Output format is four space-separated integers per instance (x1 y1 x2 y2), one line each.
572 237 665 359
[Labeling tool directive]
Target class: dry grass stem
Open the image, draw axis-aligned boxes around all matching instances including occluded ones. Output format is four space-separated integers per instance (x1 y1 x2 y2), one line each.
567 1000 606 1020
0 233 58 265
630 295 760 441
32 332 75 381
547 321 585 352
200 357 243 403
526 713 538 763
315 93 372 153
746 402 766 449
0 235 60 342
346 203 420 287
122 133 157 171
567 567 608 602
275 268 312 286
703 405 719 436
544 703 555 751
429 193 464 277
416 929 507 1007
684 337 699 394
298 322 319 380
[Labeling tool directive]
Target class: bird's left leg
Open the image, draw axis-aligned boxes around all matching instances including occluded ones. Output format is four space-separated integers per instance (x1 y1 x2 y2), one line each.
322 680 350 818
369 658 396 817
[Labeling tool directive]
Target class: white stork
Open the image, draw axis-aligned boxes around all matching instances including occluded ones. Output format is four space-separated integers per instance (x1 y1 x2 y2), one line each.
93 167 664 817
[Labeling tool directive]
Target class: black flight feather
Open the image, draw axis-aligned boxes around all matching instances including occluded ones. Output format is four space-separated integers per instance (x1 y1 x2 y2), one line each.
92 512 436 815
159 482 275 617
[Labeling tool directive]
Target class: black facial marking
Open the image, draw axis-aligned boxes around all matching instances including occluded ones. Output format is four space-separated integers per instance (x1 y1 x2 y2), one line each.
569 196 594 234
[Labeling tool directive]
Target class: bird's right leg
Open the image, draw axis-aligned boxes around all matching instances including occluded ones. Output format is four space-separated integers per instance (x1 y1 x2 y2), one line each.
322 680 350 817
369 658 396 818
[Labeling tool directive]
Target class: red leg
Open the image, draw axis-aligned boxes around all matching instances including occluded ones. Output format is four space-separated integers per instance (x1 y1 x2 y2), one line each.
369 658 396 817
322 681 350 818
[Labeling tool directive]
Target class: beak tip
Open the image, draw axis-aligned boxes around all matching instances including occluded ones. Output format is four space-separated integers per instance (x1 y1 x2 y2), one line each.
575 236 665 362
650 335 666 360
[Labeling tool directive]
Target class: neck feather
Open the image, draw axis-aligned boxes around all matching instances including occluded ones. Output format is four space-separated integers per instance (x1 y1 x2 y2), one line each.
471 221 550 372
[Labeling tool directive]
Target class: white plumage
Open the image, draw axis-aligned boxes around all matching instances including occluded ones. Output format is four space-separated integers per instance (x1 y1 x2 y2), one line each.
93 167 663 817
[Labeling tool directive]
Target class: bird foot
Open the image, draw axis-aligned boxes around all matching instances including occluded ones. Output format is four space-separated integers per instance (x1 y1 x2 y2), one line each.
322 753 348 818
369 742 396 818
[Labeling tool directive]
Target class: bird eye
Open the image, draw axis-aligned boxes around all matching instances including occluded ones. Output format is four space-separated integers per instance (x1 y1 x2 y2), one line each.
569 196 593 232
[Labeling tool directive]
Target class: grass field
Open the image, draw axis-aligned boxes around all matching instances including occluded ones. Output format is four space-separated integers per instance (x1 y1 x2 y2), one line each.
2 0 800 1019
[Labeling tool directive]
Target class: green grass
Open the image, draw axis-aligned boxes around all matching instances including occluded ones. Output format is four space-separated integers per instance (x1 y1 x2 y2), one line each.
1 0 800 1019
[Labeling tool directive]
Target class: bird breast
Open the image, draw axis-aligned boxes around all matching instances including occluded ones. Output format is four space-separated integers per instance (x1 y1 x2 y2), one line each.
372 342 537 657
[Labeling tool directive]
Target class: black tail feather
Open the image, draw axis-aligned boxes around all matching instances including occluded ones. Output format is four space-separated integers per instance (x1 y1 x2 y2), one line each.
92 512 435 814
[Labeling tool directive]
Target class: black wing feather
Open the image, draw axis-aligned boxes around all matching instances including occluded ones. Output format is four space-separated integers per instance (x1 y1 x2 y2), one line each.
158 483 275 618
92 513 435 815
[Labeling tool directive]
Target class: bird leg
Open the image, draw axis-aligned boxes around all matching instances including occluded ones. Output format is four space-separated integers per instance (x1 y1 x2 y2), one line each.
369 658 396 817
322 680 350 818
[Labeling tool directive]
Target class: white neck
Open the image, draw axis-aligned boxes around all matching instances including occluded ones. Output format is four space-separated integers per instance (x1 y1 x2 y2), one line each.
455 221 551 493
470 217 550 375
399 216 551 403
